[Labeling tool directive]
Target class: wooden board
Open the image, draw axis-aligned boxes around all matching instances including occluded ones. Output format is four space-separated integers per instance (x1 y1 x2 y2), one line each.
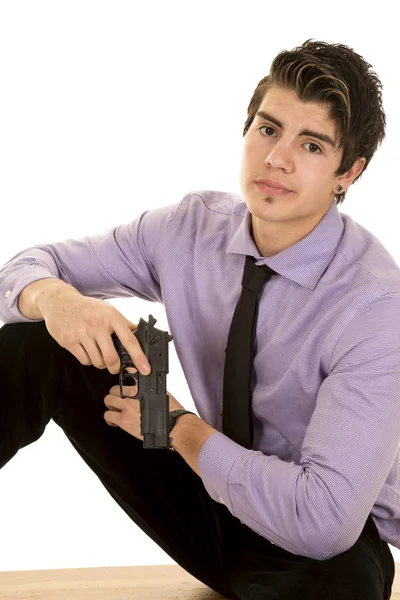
0 562 399 599
0 564 226 599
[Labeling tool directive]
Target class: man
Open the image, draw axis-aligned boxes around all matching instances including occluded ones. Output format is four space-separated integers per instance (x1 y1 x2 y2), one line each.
0 49 397 599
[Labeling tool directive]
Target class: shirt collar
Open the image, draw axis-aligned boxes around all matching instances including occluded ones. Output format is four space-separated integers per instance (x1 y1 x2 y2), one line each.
226 200 344 290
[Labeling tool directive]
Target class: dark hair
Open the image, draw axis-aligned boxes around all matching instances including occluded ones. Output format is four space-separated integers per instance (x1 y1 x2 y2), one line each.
243 39 387 205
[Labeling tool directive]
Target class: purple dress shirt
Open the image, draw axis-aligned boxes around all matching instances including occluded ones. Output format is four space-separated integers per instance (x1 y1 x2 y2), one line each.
0 189 399 560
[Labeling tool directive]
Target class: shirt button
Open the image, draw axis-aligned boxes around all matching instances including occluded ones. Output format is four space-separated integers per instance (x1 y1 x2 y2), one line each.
5 290 11 298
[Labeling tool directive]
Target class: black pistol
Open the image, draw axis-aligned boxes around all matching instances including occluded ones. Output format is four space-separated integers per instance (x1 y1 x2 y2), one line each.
111 314 174 450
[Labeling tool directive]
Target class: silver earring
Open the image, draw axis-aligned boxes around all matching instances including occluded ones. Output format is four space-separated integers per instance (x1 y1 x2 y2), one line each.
336 185 344 193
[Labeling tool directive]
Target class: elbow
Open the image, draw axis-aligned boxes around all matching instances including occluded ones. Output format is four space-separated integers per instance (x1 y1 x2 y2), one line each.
307 528 355 561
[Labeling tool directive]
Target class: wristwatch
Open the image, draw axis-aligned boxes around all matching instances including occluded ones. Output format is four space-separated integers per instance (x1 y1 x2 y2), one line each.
168 409 197 438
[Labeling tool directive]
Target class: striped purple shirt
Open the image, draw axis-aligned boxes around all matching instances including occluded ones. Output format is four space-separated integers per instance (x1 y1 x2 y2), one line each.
0 190 399 560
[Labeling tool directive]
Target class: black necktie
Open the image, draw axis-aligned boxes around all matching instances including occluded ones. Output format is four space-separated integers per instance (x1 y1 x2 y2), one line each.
222 255 277 449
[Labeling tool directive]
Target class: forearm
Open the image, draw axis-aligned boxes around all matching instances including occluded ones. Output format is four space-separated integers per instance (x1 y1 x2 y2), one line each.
171 414 217 477
18 278 81 319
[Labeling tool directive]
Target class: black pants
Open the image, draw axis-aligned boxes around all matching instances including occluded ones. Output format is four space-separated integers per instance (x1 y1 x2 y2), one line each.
0 320 396 600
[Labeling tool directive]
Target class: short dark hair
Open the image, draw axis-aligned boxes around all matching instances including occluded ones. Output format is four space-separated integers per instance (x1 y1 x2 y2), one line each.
243 39 387 205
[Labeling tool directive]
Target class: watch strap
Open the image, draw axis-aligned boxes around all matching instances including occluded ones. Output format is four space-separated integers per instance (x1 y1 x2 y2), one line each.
168 409 197 435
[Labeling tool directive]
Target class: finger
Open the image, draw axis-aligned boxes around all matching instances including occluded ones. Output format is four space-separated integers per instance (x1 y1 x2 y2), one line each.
104 395 122 409
76 336 106 369
119 386 138 400
109 383 137 399
69 342 93 366
104 412 119 427
96 332 123 374
114 327 151 376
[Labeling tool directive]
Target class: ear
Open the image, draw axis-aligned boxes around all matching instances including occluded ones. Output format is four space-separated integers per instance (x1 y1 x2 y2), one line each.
336 156 367 191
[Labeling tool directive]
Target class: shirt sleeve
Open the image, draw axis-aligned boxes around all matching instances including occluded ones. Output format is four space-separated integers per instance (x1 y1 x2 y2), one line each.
198 293 400 561
0 202 179 323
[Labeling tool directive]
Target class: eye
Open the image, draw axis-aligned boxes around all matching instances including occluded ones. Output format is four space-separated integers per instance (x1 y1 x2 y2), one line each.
258 125 323 154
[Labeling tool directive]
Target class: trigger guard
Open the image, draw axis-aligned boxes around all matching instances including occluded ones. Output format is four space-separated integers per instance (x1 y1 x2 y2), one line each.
121 368 139 383
119 369 140 400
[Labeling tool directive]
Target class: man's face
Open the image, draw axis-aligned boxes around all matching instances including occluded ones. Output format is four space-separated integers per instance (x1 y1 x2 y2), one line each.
239 86 345 251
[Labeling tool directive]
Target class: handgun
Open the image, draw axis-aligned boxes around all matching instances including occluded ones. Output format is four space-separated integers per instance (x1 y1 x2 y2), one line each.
111 315 174 450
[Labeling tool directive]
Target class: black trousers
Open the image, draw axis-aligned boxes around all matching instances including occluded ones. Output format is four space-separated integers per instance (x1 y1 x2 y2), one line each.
0 320 396 600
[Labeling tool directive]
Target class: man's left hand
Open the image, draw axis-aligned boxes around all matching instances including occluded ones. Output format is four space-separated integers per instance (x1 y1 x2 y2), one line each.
103 367 186 440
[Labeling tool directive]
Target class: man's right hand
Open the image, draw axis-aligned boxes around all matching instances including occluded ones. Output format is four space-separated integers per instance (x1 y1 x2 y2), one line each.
40 292 151 375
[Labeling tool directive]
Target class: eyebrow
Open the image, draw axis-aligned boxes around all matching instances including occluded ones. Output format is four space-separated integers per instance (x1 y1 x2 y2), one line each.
255 110 336 149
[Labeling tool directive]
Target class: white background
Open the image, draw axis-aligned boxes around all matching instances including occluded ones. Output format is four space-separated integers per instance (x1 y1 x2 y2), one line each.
0 0 399 571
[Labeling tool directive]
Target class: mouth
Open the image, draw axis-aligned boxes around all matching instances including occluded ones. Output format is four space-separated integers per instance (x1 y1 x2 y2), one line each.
256 178 291 192
255 181 293 196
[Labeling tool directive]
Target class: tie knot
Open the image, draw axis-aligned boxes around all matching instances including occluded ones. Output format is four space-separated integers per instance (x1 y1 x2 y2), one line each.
242 255 277 294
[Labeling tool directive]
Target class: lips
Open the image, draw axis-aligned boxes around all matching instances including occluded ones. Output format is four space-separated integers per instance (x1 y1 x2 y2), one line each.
256 178 291 191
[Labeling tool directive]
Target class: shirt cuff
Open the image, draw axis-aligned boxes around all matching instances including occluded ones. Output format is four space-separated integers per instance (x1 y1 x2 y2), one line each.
197 430 250 511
